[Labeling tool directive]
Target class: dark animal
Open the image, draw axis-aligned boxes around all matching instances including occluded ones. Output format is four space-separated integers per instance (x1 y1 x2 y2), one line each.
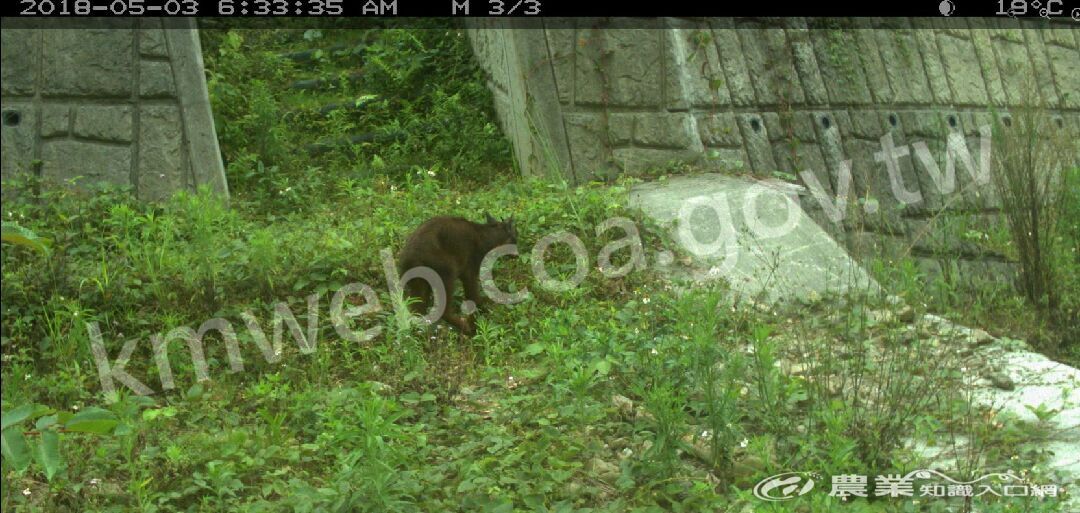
397 213 517 335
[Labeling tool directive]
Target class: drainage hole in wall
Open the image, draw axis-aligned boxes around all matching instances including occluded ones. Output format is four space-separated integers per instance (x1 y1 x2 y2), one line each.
888 113 898 127
820 115 831 129
750 118 761 133
1002 116 1012 128
948 115 958 128
1 110 20 127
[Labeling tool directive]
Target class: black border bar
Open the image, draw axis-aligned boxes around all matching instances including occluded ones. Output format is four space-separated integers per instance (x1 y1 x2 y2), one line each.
3 0 1080 20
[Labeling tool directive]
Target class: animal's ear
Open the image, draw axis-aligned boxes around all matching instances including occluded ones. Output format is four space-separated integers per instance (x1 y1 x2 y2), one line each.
485 212 497 224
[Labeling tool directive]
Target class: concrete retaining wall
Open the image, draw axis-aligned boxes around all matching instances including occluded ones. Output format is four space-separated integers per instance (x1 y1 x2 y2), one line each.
1 18 228 201
466 18 1079 282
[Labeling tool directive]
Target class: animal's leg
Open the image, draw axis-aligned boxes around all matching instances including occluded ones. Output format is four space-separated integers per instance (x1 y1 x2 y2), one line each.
462 268 485 310
439 271 475 336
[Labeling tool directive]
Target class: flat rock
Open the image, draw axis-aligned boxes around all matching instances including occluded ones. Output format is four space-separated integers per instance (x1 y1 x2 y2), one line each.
629 173 879 304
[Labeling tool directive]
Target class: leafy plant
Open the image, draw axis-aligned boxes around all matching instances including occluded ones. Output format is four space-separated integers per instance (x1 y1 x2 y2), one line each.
1 222 50 256
1 404 119 482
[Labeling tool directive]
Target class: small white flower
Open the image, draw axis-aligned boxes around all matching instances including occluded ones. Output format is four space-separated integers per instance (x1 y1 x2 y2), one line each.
708 266 721 277
24 374 31 380
427 170 436 177
739 438 749 448
650 348 658 355
22 488 31 496
642 297 650 304
89 478 101 486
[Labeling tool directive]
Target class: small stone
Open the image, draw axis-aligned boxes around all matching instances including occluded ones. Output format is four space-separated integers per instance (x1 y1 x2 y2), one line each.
897 305 915 323
967 329 993 347
984 371 1015 391
367 381 393 394
588 457 620 482
566 481 583 496
611 394 634 417
867 309 896 326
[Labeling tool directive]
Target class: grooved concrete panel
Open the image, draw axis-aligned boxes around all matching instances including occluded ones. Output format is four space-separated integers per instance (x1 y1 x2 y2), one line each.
466 18 1079 284
0 18 228 201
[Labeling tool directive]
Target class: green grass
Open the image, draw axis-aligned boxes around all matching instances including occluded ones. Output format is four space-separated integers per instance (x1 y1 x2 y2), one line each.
1 26 1072 513
2 177 1065 512
0 176 730 512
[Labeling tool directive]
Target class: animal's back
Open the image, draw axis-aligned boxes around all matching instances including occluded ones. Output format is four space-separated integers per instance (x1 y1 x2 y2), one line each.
398 216 474 273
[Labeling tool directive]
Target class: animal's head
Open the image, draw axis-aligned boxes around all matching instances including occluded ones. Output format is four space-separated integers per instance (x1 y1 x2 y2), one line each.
483 212 518 249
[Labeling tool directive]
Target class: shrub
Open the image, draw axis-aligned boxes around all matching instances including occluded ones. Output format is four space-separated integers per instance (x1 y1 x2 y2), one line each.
990 94 1080 353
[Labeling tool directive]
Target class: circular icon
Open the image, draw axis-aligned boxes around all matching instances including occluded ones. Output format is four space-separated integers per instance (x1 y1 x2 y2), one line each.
753 472 817 501
939 0 955 16
1072 7 1079 21
1031 0 1041 8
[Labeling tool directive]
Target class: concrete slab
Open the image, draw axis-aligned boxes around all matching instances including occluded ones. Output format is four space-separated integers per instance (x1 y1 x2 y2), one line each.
629 173 879 304
907 316 1080 510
